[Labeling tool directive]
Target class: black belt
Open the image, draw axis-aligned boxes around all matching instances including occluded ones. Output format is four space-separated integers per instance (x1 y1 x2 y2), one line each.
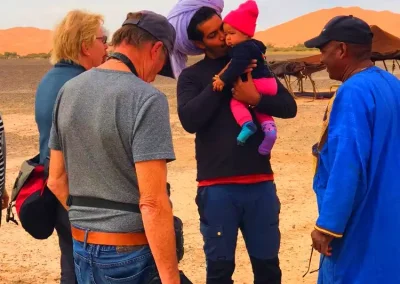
66 182 171 214
66 195 141 213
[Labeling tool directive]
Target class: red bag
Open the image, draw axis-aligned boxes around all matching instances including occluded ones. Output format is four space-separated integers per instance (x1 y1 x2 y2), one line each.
7 154 57 239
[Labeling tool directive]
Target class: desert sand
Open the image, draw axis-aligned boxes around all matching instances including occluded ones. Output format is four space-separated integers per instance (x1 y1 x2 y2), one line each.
0 56 398 284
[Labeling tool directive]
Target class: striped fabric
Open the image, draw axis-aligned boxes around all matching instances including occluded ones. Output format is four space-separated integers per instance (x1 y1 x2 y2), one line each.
0 115 4 192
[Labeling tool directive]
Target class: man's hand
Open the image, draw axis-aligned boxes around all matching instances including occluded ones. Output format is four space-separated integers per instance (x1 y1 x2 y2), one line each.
232 72 261 106
311 229 334 256
1 190 9 210
244 59 257 74
213 76 225 92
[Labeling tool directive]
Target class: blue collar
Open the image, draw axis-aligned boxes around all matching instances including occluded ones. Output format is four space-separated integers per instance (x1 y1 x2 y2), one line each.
55 59 86 72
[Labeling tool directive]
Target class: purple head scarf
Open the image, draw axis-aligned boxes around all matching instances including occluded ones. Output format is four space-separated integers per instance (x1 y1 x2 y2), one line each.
167 0 224 79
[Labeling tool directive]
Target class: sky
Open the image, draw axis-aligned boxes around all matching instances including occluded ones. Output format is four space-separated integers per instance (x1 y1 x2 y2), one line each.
1 0 399 34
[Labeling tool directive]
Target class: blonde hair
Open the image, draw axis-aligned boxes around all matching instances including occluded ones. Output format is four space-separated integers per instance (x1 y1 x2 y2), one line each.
50 10 104 65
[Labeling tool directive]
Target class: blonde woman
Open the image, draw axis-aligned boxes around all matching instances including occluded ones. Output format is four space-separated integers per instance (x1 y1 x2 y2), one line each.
34 10 108 284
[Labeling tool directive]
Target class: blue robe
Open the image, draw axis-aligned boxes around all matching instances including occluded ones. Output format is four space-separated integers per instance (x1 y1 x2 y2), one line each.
313 66 400 284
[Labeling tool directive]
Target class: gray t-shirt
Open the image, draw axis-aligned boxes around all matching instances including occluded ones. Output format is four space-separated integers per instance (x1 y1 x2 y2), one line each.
49 68 175 233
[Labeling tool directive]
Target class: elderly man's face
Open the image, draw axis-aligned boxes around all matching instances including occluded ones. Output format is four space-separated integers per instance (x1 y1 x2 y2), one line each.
320 41 348 81
143 41 168 83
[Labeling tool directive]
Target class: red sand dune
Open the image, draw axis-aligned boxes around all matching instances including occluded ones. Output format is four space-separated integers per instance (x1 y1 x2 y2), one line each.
255 7 400 47
1 7 399 55
0 27 52 55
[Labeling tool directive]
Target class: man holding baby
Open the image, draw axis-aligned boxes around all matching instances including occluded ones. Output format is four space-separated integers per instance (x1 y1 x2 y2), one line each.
167 0 297 283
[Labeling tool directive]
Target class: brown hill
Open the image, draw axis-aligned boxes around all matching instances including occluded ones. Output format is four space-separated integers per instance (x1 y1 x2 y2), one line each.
0 27 52 55
255 7 400 47
2 7 399 54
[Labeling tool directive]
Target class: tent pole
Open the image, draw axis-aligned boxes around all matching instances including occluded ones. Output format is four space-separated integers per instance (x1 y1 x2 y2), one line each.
383 60 388 71
297 77 300 92
295 77 300 92
309 75 317 101
300 77 304 93
284 75 296 99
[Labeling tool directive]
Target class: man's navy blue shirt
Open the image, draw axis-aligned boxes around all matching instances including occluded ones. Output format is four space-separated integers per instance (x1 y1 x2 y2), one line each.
35 60 86 165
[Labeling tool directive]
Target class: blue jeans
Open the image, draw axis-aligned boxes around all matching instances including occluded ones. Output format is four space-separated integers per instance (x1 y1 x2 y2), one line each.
196 181 282 284
72 238 158 284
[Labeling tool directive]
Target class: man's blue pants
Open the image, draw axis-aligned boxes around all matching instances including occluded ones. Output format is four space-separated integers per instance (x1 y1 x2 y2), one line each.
196 181 282 284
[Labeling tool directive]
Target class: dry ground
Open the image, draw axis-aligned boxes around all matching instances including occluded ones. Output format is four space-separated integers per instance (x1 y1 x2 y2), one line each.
0 56 398 283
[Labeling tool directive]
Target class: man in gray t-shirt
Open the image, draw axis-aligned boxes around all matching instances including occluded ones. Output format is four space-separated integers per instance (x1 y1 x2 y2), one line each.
47 11 182 284
49 68 175 233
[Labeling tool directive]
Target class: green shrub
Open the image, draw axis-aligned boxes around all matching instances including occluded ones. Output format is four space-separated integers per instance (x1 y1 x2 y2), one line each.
22 53 51 59
265 43 318 52
0 51 52 59
3 52 18 58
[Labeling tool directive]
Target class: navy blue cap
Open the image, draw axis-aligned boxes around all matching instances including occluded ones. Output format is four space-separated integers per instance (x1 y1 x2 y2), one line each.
122 11 176 79
304 15 373 48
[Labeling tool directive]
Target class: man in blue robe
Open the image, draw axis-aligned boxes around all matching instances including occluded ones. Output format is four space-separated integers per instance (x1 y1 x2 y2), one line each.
304 15 400 283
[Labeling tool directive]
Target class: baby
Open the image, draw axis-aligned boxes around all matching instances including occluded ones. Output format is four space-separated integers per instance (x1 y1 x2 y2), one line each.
213 0 277 156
